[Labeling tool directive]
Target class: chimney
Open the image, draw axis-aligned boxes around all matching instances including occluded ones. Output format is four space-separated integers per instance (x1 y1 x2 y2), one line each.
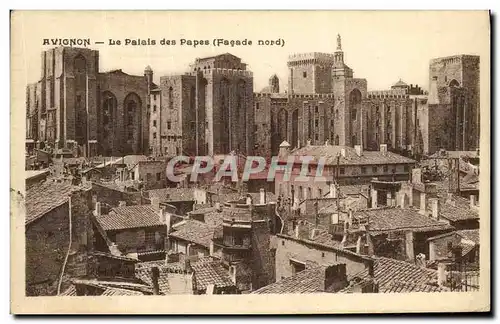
370 188 378 209
119 201 126 207
324 264 348 293
329 183 337 198
95 202 102 216
151 267 160 295
419 192 427 215
354 145 363 157
278 141 291 158
437 262 447 287
246 196 252 205
260 188 266 204
151 196 160 212
469 194 476 208
340 148 346 158
356 235 363 254
412 168 422 184
386 192 392 207
429 198 440 220
310 228 321 240
348 209 353 225
294 221 309 239
206 284 215 295
379 144 388 156
399 192 406 209
446 192 455 206
215 202 222 212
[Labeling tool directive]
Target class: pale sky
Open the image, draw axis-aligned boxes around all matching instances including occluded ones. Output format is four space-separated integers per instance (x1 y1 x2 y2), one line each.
13 11 489 92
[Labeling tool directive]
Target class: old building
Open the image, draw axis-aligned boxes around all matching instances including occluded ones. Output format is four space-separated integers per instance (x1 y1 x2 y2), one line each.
25 179 94 296
25 47 152 157
149 53 254 157
275 142 416 200
254 35 368 157
426 55 480 153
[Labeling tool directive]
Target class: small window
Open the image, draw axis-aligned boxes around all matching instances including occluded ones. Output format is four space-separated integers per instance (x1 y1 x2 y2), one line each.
330 120 334 127
340 167 345 175
383 165 389 173
404 165 409 172
156 172 161 181
303 71 307 78
315 133 319 141
372 166 377 173
153 120 157 127
314 119 319 127
255 103 260 110
153 105 157 112
361 166 366 174
153 94 157 101
315 106 319 113
351 109 357 121
282 240 285 246
167 121 172 130
153 132 157 139
234 235 243 246
322 252 325 258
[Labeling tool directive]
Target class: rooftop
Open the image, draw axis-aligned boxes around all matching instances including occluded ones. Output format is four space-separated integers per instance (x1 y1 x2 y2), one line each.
25 180 83 225
192 261 235 291
348 257 446 293
95 205 165 231
355 207 454 234
289 145 416 166
148 187 195 202
252 265 328 294
169 219 217 248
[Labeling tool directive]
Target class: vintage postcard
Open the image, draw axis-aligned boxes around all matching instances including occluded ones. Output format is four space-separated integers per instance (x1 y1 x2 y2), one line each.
10 10 490 314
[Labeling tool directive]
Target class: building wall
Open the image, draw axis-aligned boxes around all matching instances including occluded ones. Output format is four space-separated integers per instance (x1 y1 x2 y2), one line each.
275 235 369 282
110 225 166 254
134 160 167 190
25 189 94 296
97 71 149 156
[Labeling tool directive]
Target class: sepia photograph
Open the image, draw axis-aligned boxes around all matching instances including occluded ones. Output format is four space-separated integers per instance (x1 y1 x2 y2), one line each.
10 10 490 314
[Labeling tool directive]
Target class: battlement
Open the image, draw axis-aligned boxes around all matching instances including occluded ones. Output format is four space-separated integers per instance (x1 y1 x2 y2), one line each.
367 89 409 99
253 92 335 99
186 68 253 78
287 52 336 66
430 54 479 66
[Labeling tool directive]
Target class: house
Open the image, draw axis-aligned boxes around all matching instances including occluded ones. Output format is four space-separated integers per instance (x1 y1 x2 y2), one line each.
93 199 183 261
25 179 94 296
147 187 197 216
427 229 480 266
275 143 416 200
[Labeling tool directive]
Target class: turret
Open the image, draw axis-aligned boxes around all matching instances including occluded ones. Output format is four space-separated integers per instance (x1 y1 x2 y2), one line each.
144 65 153 94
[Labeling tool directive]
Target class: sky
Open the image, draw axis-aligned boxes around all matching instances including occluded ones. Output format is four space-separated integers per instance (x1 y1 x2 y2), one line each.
13 11 489 92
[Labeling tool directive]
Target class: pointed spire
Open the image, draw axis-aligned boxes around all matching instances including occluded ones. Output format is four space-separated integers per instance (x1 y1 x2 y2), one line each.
336 34 342 51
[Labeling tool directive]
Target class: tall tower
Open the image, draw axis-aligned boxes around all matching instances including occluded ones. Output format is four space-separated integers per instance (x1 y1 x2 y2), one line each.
144 65 154 95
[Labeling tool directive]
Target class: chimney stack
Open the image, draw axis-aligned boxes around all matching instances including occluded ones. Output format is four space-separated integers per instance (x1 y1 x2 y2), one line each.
215 202 222 212
151 267 160 295
419 192 427 215
354 145 363 157
246 196 253 205
329 183 337 198
260 188 266 204
379 144 388 156
95 202 102 216
151 197 160 212
429 197 440 220
437 262 447 287
469 194 476 208
340 148 346 158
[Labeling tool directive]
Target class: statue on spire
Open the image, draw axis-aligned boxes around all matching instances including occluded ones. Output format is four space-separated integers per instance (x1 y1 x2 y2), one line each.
336 34 342 51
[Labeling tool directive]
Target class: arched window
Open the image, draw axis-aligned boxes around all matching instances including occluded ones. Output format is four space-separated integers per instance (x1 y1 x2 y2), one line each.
335 135 339 145
74 55 87 73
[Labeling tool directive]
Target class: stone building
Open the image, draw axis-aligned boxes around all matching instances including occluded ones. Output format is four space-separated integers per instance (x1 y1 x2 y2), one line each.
254 35 368 157
426 55 480 153
25 47 152 157
149 53 254 157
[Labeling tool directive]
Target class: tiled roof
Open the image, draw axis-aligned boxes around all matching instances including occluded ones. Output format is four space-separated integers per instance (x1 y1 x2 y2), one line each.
169 219 215 248
457 229 480 244
289 145 416 166
351 257 446 293
438 203 479 222
189 207 225 227
148 188 194 202
101 287 145 296
95 205 165 231
59 285 77 296
252 266 327 294
355 207 454 234
192 261 235 291
25 180 75 224
135 267 171 295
